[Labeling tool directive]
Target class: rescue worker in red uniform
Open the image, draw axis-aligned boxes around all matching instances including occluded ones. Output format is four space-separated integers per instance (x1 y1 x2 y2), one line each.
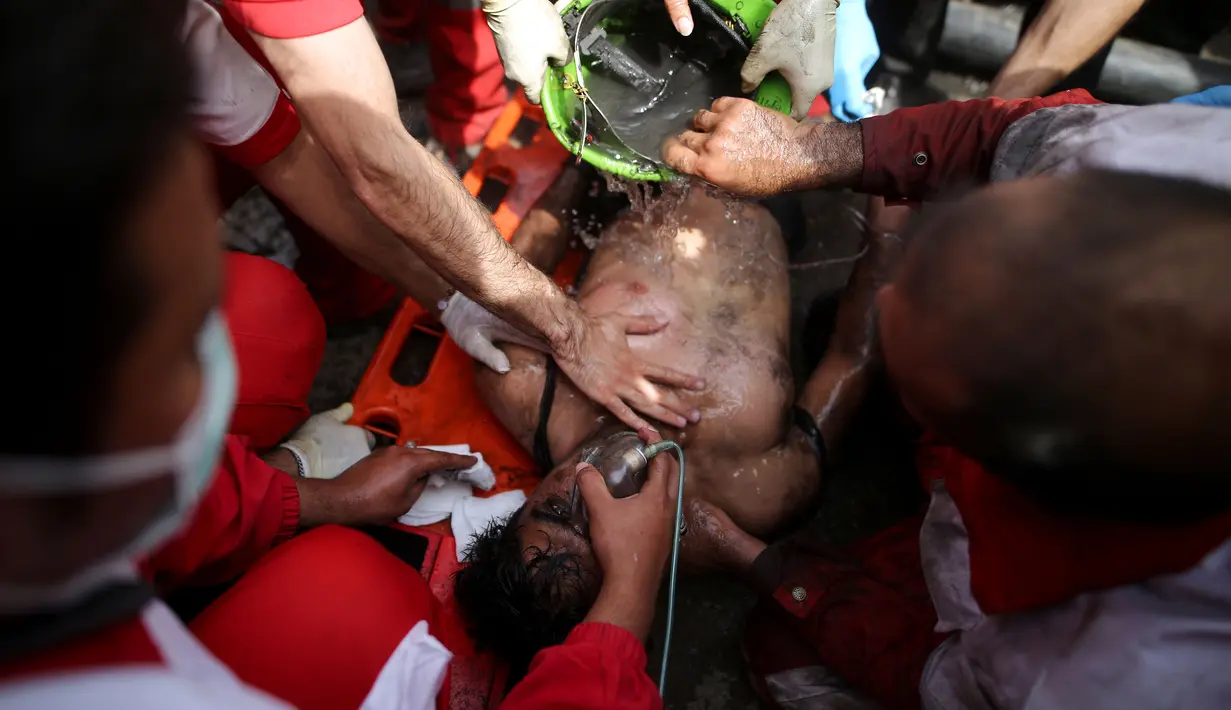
171 0 693 591
211 0 707 438
0 3 678 707
652 94 1231 708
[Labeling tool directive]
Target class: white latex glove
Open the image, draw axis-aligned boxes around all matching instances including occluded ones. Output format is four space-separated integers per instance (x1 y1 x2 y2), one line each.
440 292 548 374
280 403 375 480
483 0 571 104
741 0 838 120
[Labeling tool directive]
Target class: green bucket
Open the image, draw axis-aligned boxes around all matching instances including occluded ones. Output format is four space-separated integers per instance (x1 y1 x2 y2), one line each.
540 0 792 181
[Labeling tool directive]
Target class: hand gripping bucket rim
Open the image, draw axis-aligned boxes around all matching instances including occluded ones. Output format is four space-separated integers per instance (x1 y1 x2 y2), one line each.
540 0 793 181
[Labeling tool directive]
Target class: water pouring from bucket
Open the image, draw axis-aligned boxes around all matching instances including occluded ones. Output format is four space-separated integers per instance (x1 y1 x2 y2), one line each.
540 0 793 181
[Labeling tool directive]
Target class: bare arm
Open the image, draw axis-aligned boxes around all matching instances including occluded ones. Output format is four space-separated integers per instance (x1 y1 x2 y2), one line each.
990 0 1144 99
247 19 576 342
797 198 909 445
249 19 703 430
249 126 451 311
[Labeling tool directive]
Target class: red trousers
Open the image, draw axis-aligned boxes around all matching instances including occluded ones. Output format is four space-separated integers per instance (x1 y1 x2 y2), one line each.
191 525 457 710
375 0 509 147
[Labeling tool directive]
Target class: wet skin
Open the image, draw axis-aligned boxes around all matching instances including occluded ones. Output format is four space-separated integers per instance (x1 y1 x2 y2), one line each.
476 189 821 570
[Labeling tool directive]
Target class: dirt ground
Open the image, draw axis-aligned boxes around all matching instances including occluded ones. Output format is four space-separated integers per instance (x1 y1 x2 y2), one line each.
221 37 991 709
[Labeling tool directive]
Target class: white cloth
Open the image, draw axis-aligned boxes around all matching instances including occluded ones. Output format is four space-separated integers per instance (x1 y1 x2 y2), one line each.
397 444 525 562
917 480 1231 710
0 601 450 710
359 622 452 710
181 0 282 148
989 102 1231 190
416 444 497 491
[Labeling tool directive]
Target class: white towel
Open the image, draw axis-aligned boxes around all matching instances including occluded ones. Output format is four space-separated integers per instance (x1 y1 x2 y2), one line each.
397 444 526 561
451 490 526 562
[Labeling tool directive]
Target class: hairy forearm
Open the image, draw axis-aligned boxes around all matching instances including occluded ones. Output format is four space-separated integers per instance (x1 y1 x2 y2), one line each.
797 199 907 444
345 118 579 344
991 0 1144 99
251 127 451 310
790 121 864 193
251 20 581 346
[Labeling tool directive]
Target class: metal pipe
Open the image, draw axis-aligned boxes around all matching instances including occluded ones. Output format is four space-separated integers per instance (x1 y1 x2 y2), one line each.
937 1 1231 104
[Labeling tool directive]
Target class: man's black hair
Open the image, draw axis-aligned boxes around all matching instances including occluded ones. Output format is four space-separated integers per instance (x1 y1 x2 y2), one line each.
454 503 596 679
0 0 193 455
899 169 1231 523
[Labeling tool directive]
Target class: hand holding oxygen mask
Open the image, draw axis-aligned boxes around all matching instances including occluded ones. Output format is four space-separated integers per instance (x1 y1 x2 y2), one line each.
573 430 680 640
571 428 688 690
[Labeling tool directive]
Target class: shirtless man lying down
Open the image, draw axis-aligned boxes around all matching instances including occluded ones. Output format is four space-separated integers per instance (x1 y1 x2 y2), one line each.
455 182 872 675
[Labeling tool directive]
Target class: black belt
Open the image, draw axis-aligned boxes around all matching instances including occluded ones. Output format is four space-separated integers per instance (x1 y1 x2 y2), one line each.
792 406 829 479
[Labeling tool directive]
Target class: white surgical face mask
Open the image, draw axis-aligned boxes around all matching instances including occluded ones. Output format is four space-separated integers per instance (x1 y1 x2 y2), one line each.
0 310 237 611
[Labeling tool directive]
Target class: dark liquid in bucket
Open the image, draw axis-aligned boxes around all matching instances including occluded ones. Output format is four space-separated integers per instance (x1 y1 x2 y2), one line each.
580 0 747 165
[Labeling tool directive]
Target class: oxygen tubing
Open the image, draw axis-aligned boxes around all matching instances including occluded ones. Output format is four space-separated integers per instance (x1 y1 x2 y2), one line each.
642 440 685 692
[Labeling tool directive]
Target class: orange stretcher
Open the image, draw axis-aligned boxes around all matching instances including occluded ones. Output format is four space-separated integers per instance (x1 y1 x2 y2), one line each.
347 93 577 710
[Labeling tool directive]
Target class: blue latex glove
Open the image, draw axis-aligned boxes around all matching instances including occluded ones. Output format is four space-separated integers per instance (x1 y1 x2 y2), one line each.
829 0 880 122
1171 86 1231 108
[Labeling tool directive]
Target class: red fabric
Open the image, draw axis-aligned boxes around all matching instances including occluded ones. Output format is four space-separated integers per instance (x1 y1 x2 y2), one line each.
289 208 401 323
375 0 508 147
859 90 1103 201
138 253 322 590
223 253 327 446
141 435 300 590
222 0 364 39
916 441 1231 616
501 623 662 710
192 526 456 710
764 516 947 710
213 91 302 169
0 615 161 684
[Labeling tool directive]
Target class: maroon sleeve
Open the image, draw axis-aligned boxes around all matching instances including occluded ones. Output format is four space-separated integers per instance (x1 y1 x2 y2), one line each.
141 434 300 590
500 623 663 710
762 516 948 710
860 90 1102 201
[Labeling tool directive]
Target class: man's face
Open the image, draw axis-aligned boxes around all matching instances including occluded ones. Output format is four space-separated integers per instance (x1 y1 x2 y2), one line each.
514 447 602 579
0 136 223 587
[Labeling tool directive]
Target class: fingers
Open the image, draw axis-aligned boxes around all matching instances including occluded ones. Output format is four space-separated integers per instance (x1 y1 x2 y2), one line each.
673 130 708 156
709 96 742 114
662 0 693 36
692 109 720 132
544 16 571 66
788 80 817 121
407 449 479 473
523 76 544 106
326 402 355 423
661 137 699 174
619 313 669 336
462 333 512 374
740 45 772 95
639 362 706 391
576 462 614 508
621 383 695 427
601 395 653 433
